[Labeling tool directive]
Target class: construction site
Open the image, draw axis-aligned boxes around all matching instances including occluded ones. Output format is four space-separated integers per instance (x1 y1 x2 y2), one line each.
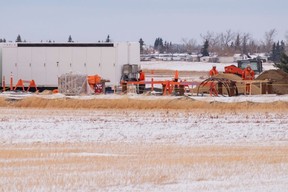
1 43 288 191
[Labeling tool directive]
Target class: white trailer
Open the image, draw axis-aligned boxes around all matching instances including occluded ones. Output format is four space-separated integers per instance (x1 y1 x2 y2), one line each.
0 42 140 88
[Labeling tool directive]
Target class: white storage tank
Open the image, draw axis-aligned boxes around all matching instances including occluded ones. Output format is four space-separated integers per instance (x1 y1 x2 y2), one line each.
0 42 140 88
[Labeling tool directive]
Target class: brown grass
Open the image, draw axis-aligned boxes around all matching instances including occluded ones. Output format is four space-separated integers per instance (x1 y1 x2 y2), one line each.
1 96 288 112
1 143 288 190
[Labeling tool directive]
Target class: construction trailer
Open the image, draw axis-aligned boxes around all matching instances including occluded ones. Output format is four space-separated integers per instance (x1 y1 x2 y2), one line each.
0 42 140 90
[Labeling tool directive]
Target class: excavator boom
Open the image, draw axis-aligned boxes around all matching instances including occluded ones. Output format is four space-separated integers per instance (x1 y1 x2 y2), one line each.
224 65 243 76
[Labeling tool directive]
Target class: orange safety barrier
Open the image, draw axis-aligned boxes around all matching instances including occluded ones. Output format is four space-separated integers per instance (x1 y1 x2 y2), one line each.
27 80 38 92
14 79 38 92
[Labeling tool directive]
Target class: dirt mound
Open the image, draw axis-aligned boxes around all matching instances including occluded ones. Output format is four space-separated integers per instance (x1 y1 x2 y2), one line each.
256 70 288 95
196 73 261 95
214 73 242 81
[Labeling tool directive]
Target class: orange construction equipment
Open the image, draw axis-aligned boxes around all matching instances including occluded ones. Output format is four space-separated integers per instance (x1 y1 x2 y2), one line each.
14 79 38 92
88 75 105 94
224 65 243 76
174 70 179 81
88 75 101 85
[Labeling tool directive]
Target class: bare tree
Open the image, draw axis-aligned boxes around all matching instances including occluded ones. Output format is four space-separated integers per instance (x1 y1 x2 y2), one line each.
181 38 197 53
263 29 277 53
248 40 258 54
200 31 221 54
241 33 251 55
220 29 235 47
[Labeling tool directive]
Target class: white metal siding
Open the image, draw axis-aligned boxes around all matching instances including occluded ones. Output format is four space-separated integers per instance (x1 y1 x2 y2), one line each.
17 47 31 81
101 47 116 85
1 42 139 88
3 48 18 84
86 47 101 75
45 47 59 87
59 47 72 76
128 42 140 64
72 47 86 74
31 47 46 86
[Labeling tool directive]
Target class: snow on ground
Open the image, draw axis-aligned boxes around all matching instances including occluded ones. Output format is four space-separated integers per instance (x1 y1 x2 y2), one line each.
0 108 287 145
140 61 276 72
141 61 231 72
0 108 288 191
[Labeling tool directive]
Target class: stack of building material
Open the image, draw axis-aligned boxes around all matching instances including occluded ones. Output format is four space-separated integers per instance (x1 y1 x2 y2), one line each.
58 73 90 95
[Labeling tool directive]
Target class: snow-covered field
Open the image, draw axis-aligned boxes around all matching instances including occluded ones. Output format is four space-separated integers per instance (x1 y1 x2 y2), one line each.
0 108 288 191
140 61 276 72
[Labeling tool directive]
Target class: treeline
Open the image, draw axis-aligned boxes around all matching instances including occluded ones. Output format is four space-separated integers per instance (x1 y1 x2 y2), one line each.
1 34 112 44
140 29 287 59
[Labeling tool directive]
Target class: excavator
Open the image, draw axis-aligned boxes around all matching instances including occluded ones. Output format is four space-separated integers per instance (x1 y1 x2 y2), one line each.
224 59 263 76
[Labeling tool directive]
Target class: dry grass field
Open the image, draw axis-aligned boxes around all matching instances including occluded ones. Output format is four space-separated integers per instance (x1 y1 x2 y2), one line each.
0 104 288 191
1 143 288 191
1 96 288 111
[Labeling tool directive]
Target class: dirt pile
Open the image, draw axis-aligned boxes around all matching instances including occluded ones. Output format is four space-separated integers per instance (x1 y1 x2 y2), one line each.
256 70 288 95
196 73 261 95
214 73 242 81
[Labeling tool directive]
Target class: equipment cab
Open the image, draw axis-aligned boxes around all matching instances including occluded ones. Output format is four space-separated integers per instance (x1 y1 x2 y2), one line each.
237 59 263 74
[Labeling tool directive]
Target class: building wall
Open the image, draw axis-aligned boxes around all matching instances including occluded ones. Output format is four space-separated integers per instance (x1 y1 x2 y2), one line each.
1 42 139 87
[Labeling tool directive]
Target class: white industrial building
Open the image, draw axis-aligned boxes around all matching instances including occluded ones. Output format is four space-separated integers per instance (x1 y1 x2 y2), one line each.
0 42 140 88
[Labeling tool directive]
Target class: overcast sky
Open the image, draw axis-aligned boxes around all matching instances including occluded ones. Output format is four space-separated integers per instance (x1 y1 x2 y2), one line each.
0 0 287 45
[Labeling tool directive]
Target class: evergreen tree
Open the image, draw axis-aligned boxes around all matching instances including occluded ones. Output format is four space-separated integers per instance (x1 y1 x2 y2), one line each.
235 34 240 51
242 36 248 54
16 34 22 42
139 38 144 54
201 40 209 56
105 35 110 42
271 43 276 61
68 35 73 42
280 40 285 54
274 53 288 73
0 39 2 43
275 41 281 62
153 37 164 53
3 38 6 43
164 41 168 53
271 41 286 62
154 38 160 50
